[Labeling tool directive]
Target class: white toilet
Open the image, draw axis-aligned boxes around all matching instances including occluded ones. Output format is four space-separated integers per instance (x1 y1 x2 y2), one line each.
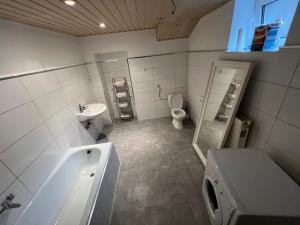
168 94 186 129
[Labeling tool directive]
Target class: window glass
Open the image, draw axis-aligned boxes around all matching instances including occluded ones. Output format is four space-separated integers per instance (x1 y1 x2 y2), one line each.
256 0 299 47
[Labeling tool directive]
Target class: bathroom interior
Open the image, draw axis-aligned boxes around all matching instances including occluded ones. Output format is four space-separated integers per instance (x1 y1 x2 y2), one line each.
1 0 300 224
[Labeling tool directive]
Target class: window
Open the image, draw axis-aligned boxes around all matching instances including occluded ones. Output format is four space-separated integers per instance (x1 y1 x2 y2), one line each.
228 0 299 52
255 0 299 48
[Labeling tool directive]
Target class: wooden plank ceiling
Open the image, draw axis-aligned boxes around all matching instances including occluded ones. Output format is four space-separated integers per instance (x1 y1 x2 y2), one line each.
0 0 230 40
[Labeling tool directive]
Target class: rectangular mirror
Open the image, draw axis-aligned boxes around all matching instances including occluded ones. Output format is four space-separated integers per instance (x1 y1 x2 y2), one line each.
192 61 253 165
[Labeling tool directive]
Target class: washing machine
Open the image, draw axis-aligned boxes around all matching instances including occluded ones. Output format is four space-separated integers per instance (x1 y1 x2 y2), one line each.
203 149 300 225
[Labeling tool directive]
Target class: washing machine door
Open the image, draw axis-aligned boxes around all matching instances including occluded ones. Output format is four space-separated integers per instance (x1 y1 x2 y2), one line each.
202 175 223 225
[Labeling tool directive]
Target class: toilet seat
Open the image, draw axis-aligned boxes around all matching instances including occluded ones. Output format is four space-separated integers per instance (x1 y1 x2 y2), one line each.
171 108 186 119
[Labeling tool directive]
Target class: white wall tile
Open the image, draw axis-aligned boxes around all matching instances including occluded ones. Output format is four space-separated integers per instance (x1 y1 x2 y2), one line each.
129 54 188 120
242 106 275 142
175 65 188 77
174 52 188 66
151 55 174 68
246 134 266 150
134 92 155 103
291 63 300 89
132 81 154 93
93 87 105 98
105 60 128 72
175 77 188 88
264 144 300 183
188 52 215 69
89 75 102 88
135 101 155 112
128 58 152 70
62 80 83 103
86 63 99 76
21 71 60 99
56 120 80 151
20 142 62 194
176 87 188 98
278 88 300 128
154 78 175 90
154 88 176 101
153 67 174 79
267 120 300 163
0 79 30 114
137 110 157 120
156 108 171 118
77 124 96 146
109 70 130 79
46 106 74 137
0 125 53 176
0 102 42 152
0 161 15 194
188 76 207 97
34 90 67 120
130 68 153 82
240 49 300 86
0 180 32 225
155 100 169 110
55 66 84 87
243 80 287 116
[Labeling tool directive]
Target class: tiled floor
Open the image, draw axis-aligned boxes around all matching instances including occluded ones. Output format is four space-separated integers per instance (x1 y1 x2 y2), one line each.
104 117 210 225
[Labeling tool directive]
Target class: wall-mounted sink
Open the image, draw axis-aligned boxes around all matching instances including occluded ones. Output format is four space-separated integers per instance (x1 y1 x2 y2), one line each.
76 103 107 122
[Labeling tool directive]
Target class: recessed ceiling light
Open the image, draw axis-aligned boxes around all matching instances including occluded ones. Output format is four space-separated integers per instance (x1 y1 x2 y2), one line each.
64 0 76 6
99 23 106 28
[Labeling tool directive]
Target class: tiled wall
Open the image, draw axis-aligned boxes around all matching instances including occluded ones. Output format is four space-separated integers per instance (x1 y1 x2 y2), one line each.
128 53 188 120
86 62 112 123
0 65 96 224
187 49 300 183
98 59 135 119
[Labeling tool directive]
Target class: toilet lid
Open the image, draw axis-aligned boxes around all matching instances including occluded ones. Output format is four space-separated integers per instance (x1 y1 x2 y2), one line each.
168 94 183 109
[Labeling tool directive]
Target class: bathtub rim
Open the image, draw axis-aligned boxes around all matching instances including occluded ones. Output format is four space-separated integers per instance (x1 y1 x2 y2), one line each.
15 142 114 225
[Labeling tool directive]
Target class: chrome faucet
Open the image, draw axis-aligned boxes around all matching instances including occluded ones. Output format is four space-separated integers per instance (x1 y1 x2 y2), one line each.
0 194 21 215
79 104 87 113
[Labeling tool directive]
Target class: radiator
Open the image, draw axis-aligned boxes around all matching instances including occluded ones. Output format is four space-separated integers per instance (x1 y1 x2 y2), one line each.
226 115 252 148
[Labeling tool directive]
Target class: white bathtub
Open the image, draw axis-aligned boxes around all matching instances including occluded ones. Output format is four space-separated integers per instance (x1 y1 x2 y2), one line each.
14 143 120 225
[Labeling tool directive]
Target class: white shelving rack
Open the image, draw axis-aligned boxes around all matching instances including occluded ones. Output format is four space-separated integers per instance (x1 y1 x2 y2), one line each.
112 77 133 121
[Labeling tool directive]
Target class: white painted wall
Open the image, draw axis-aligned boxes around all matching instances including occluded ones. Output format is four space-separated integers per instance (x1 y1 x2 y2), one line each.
0 20 97 224
0 20 83 77
188 1 234 51
79 29 188 62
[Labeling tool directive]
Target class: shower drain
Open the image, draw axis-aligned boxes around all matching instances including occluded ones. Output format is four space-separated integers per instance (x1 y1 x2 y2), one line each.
89 173 95 177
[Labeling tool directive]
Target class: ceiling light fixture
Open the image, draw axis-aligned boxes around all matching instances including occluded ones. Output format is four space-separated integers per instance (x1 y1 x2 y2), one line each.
99 23 106 28
64 0 76 6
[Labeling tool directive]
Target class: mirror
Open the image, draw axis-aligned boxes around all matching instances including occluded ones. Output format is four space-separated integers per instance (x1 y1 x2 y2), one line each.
192 61 253 165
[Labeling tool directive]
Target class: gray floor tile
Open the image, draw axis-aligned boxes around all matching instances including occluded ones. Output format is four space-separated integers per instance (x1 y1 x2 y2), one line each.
103 117 210 225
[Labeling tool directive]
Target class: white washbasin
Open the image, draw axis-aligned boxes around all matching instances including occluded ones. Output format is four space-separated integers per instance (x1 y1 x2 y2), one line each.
76 103 107 122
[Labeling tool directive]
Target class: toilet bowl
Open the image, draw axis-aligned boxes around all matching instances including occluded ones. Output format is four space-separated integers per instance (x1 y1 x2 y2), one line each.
168 94 186 129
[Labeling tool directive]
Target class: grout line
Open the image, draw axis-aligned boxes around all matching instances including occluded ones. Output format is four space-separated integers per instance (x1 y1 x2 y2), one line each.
0 120 43 154
0 177 18 197
263 57 300 148
250 77 294 88
0 100 32 117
